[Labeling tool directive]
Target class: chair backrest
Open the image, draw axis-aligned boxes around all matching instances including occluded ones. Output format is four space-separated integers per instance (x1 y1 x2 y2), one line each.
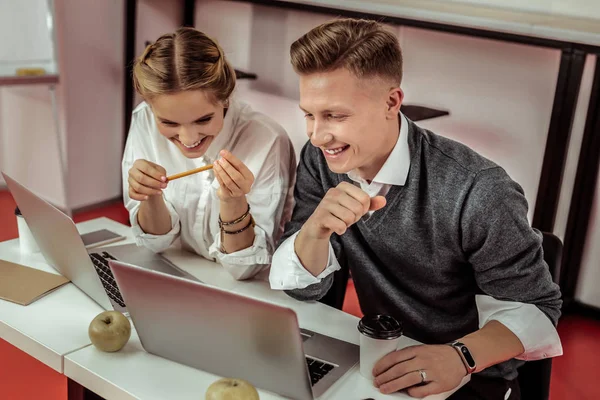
540 231 563 283
400 104 449 122
517 231 562 400
318 266 349 310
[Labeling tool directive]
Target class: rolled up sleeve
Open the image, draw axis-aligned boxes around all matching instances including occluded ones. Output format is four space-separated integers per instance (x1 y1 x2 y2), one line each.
269 231 340 290
128 195 181 253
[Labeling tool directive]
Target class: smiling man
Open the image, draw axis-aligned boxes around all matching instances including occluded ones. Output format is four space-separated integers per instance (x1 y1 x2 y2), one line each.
269 18 562 399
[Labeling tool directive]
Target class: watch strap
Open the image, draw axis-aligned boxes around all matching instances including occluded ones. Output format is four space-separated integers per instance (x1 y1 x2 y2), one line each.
449 341 477 375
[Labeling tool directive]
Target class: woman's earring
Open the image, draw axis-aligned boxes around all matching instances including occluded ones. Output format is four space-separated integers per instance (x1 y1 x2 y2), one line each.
224 99 230 108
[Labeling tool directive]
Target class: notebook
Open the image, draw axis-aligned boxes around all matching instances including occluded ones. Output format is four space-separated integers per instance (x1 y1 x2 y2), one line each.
0 260 70 305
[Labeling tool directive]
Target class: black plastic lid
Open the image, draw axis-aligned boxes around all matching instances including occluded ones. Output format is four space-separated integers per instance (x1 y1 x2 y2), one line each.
15 206 21 216
357 314 403 340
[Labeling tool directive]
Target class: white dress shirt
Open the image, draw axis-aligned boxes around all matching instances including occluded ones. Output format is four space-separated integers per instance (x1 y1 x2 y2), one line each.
122 97 296 280
269 113 562 360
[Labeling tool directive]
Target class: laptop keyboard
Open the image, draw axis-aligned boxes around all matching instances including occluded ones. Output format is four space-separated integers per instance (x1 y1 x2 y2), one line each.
89 252 126 308
306 357 335 386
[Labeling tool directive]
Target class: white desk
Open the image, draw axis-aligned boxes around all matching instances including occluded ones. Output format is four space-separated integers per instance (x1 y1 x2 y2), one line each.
0 216 244 375
64 280 468 400
0 218 467 399
0 217 129 373
60 220 468 400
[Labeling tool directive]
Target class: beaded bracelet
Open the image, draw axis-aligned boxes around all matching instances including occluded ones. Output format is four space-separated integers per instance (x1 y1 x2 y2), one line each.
218 204 251 228
219 215 255 254
222 215 255 235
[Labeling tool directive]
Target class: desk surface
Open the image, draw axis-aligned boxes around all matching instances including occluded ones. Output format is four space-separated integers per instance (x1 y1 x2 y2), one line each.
0 218 468 398
268 0 600 47
65 272 467 400
0 218 127 372
0 216 244 373
62 220 468 400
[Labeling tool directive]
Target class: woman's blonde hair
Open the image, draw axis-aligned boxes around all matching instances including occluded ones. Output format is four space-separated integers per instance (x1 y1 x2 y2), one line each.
133 27 236 102
290 18 403 85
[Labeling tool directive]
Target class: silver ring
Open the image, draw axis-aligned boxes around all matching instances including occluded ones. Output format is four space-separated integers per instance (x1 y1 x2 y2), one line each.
418 369 427 383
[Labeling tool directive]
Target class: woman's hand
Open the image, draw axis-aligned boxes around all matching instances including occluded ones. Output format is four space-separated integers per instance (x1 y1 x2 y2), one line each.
128 159 168 201
213 150 255 202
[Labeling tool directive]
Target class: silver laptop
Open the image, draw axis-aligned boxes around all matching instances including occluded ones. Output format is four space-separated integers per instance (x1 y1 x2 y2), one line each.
2 171 198 313
109 260 359 400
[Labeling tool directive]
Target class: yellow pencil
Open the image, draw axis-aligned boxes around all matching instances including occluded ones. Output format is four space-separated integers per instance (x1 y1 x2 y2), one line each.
166 164 213 181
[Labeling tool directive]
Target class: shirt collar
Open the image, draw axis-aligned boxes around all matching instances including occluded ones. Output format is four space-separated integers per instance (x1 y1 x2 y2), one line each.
202 98 240 163
347 112 411 187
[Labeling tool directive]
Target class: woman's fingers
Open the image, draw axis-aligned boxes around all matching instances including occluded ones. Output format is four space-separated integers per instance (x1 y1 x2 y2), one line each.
128 176 161 197
217 158 245 187
214 162 242 197
219 150 254 183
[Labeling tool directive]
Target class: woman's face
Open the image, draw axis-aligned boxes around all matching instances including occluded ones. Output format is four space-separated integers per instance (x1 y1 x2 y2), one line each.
149 90 226 159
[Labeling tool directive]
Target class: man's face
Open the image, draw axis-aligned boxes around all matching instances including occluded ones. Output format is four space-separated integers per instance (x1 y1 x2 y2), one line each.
299 68 403 181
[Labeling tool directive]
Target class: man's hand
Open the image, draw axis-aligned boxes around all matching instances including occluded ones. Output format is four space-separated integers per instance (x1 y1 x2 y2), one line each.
302 181 386 240
373 344 467 398
294 181 386 276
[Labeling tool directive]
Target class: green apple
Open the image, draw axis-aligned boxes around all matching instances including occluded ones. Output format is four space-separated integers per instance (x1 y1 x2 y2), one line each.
88 311 131 352
205 378 260 400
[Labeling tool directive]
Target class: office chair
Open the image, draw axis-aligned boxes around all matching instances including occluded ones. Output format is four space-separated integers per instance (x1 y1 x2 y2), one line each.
517 231 562 400
318 257 349 310
400 104 449 121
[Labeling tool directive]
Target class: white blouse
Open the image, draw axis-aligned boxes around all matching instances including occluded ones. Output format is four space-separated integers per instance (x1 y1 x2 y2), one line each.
122 97 296 280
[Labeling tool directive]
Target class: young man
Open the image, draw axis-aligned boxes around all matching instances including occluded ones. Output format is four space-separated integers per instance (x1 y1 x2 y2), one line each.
269 18 562 399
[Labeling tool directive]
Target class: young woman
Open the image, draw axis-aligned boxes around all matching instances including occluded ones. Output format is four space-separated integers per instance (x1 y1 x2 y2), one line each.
122 27 295 280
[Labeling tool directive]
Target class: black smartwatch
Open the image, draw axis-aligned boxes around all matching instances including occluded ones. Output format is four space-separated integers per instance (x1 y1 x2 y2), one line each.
449 341 477 374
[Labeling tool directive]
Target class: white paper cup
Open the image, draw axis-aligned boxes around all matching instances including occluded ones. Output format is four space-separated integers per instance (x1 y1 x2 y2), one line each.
357 314 403 379
16 210 39 253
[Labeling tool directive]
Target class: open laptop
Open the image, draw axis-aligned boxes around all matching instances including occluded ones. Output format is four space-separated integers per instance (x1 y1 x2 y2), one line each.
109 260 359 400
2 171 199 313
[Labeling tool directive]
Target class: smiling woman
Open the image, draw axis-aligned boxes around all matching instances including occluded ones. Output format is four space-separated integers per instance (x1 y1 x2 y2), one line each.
150 91 221 158
121 27 296 281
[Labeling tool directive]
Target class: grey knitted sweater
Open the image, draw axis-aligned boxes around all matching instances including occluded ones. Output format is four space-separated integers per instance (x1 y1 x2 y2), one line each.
280 118 562 380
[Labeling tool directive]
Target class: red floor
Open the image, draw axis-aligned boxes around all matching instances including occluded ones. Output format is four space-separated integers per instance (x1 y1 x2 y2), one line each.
1 189 600 399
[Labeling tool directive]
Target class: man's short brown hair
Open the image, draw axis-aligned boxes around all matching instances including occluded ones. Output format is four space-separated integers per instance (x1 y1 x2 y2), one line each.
290 18 403 85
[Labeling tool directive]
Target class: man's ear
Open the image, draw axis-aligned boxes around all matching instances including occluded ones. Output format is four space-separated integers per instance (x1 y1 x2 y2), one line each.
386 87 404 119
